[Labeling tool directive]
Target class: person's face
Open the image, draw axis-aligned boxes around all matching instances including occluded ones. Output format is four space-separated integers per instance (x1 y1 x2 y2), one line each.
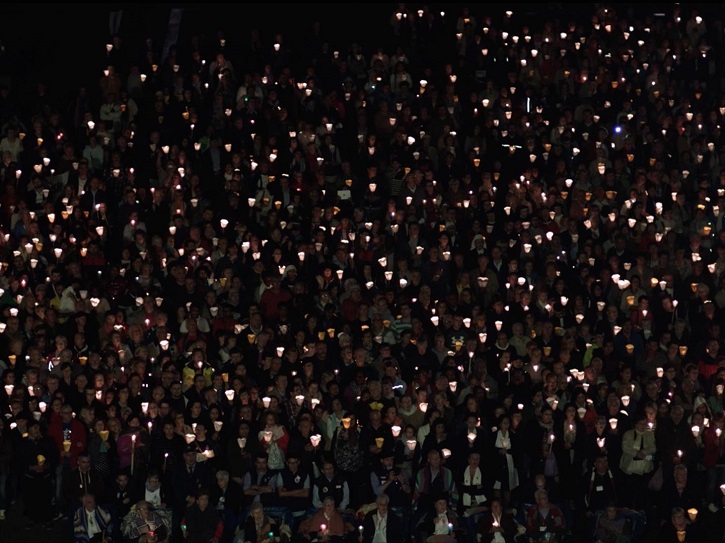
83 495 96 511
78 456 91 472
377 501 388 516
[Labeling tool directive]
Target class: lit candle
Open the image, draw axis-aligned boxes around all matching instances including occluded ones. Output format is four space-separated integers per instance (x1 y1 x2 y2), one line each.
131 434 137 475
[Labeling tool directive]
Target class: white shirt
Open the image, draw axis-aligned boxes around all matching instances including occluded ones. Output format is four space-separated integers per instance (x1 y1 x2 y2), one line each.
372 513 387 543
434 513 451 535
85 509 101 538
145 486 162 507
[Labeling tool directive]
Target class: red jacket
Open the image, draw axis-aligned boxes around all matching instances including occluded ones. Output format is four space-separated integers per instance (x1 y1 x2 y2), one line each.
48 417 88 469
702 425 725 468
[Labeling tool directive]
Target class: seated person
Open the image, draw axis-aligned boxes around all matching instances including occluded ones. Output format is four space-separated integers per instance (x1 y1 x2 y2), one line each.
181 489 224 543
299 496 351 542
74 493 114 543
135 470 169 510
120 500 171 543
594 505 632 543
236 502 291 543
525 490 565 543
360 494 404 543
416 493 461 543
476 498 523 543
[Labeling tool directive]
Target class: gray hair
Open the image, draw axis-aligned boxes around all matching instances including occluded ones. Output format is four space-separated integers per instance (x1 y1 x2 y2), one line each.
376 494 390 505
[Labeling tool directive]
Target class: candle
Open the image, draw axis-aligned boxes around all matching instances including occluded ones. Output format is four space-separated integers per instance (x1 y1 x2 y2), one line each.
163 452 168 471
131 434 137 475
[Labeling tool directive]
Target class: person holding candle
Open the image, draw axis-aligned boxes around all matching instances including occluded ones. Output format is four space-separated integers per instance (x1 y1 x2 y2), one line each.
552 404 584 508
416 492 460 543
49 403 88 517
412 449 458 534
475 498 521 543
18 419 56 529
485 414 520 510
299 496 348 542
657 506 699 543
259 411 289 471
120 499 171 543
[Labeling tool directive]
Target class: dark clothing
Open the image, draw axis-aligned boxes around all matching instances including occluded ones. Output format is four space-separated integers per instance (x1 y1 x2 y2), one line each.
361 509 404 543
171 461 212 513
182 503 223 543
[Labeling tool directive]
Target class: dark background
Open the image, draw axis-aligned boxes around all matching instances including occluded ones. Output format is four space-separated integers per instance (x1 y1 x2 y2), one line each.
1 2 723 109
0 3 634 104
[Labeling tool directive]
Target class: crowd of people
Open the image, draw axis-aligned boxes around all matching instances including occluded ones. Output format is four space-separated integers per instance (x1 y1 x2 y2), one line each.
1 3 725 543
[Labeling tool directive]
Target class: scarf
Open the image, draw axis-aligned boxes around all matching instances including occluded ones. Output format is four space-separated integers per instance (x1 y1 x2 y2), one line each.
462 466 484 506
74 507 111 543
493 431 519 490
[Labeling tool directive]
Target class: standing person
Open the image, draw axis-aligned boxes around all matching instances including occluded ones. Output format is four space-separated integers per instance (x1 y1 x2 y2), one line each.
49 403 88 518
486 414 520 509
618 415 656 510
275 452 311 526
18 419 57 528
63 452 105 517
210 470 244 543
172 446 212 541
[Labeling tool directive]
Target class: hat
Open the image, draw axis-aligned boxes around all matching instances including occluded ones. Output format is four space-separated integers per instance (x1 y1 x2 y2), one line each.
15 410 32 421
380 446 395 459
